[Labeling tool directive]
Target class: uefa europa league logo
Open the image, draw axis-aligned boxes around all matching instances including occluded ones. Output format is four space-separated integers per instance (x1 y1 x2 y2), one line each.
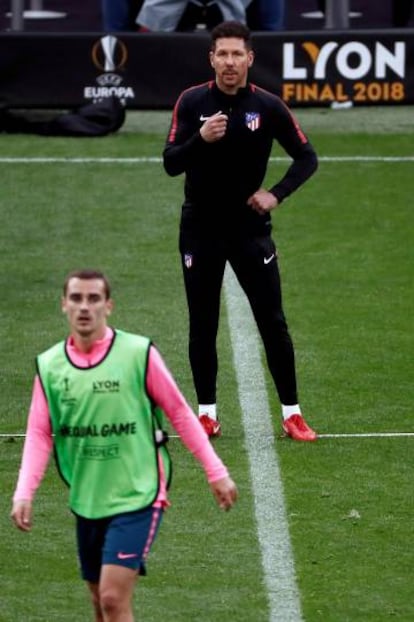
92 35 128 85
87 35 134 103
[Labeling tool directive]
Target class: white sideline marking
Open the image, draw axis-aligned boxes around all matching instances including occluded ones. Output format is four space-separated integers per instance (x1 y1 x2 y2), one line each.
0 156 413 164
223 265 303 622
318 432 414 438
2 432 414 439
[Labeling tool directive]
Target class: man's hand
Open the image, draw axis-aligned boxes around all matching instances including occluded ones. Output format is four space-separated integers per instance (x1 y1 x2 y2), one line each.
247 188 278 214
11 499 33 532
200 111 228 143
210 476 238 511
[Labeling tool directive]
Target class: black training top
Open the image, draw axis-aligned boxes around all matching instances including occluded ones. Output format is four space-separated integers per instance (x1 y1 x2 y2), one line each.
163 81 318 236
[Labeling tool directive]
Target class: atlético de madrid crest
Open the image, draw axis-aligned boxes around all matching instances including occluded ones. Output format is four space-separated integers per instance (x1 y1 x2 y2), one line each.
245 112 261 131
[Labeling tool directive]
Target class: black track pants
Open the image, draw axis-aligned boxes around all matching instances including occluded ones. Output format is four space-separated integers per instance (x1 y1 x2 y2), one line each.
180 233 299 406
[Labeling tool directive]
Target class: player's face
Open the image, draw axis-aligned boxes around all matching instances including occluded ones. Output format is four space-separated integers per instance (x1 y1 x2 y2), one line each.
210 37 254 94
62 277 112 340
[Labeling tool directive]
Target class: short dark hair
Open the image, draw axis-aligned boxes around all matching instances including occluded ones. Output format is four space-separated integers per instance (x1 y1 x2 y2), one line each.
63 269 111 299
210 21 252 51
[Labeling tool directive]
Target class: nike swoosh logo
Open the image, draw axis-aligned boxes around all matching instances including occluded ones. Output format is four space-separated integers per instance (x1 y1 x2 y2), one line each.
264 254 275 265
117 552 138 560
199 111 222 121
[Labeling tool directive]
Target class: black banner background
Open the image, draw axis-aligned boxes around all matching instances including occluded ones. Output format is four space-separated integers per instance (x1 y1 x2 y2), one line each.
0 30 413 109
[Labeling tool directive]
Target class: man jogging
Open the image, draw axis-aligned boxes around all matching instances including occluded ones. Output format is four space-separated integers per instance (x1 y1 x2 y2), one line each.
163 21 318 441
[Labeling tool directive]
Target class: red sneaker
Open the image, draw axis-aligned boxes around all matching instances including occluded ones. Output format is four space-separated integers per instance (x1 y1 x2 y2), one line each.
282 414 317 442
199 414 221 438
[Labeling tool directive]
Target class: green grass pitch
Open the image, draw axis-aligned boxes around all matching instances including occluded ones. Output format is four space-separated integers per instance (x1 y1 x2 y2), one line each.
0 105 413 621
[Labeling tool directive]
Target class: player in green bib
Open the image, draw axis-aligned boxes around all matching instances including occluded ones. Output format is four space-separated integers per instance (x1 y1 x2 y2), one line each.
11 269 237 622
37 329 171 519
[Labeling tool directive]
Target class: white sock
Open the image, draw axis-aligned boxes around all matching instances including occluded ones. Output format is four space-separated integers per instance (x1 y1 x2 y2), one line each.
282 404 301 421
199 404 217 420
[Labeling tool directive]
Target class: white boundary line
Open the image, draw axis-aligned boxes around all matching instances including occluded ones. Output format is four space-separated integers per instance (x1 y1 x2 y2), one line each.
0 156 413 164
224 265 303 622
3 433 414 441
318 432 414 438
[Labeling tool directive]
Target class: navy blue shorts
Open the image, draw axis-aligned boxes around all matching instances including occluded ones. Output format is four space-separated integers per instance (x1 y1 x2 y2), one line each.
75 506 163 583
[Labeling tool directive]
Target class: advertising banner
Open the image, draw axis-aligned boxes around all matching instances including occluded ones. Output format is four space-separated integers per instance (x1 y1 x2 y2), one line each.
253 31 412 107
0 30 413 109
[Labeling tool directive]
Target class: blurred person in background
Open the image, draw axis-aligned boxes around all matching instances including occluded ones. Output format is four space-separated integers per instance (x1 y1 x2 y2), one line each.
247 0 285 30
102 0 143 31
136 0 252 31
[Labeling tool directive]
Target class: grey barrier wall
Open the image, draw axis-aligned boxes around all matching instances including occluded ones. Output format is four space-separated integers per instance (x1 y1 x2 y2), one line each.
0 29 413 109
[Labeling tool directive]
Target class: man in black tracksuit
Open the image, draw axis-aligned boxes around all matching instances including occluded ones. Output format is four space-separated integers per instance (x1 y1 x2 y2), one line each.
163 21 318 441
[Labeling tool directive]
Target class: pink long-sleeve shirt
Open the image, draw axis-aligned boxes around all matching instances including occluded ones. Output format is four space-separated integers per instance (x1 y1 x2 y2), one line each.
13 327 228 508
